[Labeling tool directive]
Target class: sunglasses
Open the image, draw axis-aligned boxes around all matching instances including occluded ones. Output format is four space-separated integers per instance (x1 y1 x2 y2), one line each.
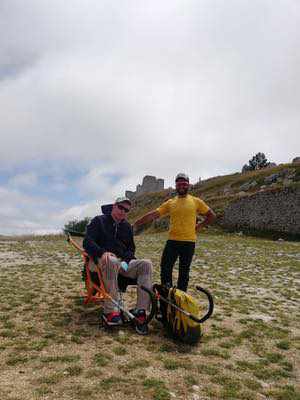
117 204 130 213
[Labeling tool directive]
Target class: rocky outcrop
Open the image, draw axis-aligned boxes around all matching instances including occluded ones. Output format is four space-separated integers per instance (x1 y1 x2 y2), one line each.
266 162 277 168
264 174 280 184
235 169 297 196
239 181 258 191
242 162 277 173
222 186 300 237
126 175 164 200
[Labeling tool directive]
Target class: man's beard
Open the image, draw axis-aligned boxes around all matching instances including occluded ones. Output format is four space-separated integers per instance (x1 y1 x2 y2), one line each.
176 187 189 196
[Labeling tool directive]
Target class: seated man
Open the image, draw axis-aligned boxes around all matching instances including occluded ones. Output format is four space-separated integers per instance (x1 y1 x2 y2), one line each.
83 196 153 335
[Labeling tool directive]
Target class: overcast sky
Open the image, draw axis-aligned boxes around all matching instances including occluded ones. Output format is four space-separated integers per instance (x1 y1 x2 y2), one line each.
1 0 299 235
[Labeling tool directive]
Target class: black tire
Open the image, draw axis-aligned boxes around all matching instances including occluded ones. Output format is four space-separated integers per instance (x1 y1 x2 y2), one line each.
195 286 214 323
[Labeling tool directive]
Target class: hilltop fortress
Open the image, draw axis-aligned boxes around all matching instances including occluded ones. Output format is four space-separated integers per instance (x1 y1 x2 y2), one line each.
126 175 164 200
124 160 300 239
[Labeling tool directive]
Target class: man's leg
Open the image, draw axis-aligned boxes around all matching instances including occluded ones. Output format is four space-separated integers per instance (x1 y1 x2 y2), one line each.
160 240 179 288
119 259 153 310
177 242 195 292
98 255 121 314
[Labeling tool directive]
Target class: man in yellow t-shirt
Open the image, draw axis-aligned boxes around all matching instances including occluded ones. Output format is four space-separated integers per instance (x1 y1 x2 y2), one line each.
133 173 216 291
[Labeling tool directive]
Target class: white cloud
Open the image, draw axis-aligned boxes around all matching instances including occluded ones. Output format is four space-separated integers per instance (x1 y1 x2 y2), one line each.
0 186 60 234
0 0 300 234
8 172 38 188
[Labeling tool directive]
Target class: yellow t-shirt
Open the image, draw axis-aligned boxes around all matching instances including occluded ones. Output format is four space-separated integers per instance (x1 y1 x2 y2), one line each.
157 194 210 242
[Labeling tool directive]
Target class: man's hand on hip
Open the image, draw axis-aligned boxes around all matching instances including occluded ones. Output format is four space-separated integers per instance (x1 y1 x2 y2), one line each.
196 222 205 232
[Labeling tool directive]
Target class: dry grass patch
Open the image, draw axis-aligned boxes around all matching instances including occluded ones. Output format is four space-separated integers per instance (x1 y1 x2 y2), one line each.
0 232 299 400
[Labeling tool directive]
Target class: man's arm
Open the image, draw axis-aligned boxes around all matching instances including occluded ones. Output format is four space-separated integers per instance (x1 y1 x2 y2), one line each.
196 209 216 231
83 217 106 263
133 210 160 231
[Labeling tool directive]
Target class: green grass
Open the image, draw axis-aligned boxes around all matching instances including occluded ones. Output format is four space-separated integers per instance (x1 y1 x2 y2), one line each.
162 358 181 370
119 359 150 372
266 385 300 400
0 231 299 400
143 378 171 400
93 353 111 366
40 355 81 364
276 340 290 350
36 372 64 385
184 374 198 386
6 354 29 366
65 365 83 376
112 345 127 355
99 376 128 391
200 347 230 359
197 363 220 375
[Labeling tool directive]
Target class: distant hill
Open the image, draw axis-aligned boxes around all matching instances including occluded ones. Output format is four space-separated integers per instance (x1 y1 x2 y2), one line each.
128 163 300 239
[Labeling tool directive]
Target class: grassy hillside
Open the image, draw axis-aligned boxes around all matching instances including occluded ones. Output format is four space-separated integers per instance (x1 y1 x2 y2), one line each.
0 232 299 400
128 163 300 228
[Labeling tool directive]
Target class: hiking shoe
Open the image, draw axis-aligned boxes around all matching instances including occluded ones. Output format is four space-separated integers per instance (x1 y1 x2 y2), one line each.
102 311 122 326
130 309 149 335
155 310 163 322
135 321 149 335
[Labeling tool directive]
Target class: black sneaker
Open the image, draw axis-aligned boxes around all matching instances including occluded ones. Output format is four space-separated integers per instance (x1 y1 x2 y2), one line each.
135 321 149 335
130 309 149 336
156 310 163 322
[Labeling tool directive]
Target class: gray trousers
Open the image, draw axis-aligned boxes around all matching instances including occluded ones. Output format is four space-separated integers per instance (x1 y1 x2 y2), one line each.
96 254 153 313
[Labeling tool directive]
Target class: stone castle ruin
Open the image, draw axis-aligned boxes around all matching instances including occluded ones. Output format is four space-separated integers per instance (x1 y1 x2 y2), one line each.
126 175 164 200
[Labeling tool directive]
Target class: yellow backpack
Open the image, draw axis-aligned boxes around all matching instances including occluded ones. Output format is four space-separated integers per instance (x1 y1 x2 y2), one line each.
166 288 202 345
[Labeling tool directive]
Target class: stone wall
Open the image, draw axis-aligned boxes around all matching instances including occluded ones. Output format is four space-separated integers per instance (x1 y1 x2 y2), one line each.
222 186 300 237
137 176 164 195
126 175 164 200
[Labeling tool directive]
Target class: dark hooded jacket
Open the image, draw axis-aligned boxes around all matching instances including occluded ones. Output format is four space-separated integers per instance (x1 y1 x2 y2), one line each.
83 204 135 264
